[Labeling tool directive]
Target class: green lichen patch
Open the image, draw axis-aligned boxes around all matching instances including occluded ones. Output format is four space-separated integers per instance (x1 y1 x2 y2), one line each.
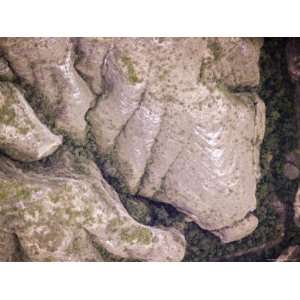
120 226 153 245
49 183 73 204
121 55 141 84
0 99 32 135
0 180 32 202
107 217 125 234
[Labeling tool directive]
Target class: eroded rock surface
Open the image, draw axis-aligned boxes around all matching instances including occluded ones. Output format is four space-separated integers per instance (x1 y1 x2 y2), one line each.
75 38 112 95
0 81 62 161
88 38 265 242
0 151 185 261
0 38 95 143
0 38 268 261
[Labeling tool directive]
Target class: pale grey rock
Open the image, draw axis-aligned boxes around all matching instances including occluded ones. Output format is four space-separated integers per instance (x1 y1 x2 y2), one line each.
200 37 263 89
283 163 299 180
212 214 258 243
0 38 95 143
75 38 112 95
0 82 62 161
88 38 265 242
0 152 185 261
88 38 151 156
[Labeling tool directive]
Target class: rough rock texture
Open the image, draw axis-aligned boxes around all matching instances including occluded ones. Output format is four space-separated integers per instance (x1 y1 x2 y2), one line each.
0 38 95 143
88 38 265 242
0 82 62 161
212 214 259 244
0 37 269 261
75 38 112 95
0 151 185 261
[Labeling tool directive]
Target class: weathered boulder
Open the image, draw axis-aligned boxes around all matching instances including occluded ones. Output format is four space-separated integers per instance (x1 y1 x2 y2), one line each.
0 151 185 261
212 214 259 244
0 38 95 143
88 38 265 242
0 81 62 161
283 163 299 180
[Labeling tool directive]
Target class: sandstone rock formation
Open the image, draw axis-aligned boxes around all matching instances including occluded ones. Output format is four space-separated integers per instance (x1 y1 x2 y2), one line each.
0 81 62 161
0 38 94 143
75 37 112 95
0 37 267 261
0 151 185 261
87 38 265 242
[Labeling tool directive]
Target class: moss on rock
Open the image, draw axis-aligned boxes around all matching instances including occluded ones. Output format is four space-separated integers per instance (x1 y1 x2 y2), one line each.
121 54 141 84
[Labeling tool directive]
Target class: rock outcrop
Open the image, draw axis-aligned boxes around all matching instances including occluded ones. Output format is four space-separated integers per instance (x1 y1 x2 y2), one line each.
0 37 268 261
0 151 185 261
0 38 95 143
0 82 62 161
88 38 265 242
